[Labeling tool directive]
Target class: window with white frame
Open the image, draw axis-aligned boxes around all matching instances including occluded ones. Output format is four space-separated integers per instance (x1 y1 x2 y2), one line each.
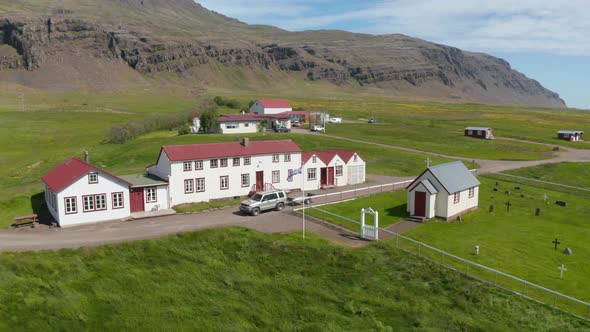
353 154 358 162
244 156 251 165
88 173 98 184
184 179 194 193
468 187 475 198
112 192 124 209
83 195 95 212
453 192 460 204
241 174 250 187
220 176 229 190
65 197 77 214
146 188 157 203
195 160 203 170
284 153 291 162
226 122 238 129
196 178 205 192
335 165 343 176
95 194 107 210
307 168 317 180
312 156 317 163
272 170 280 183
210 159 218 168
183 162 192 171
272 154 279 163
220 158 228 167
233 157 240 166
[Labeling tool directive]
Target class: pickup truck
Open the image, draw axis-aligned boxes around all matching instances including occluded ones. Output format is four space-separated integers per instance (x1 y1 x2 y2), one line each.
240 190 288 216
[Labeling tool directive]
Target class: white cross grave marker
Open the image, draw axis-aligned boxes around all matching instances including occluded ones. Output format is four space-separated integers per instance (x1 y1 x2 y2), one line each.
558 264 567 280
475 245 480 255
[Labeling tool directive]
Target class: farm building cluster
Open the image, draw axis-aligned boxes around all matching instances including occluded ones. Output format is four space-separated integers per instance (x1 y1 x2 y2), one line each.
42 139 365 227
465 126 585 143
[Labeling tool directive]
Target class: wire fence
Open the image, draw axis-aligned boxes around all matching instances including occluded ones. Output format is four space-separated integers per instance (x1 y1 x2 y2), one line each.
297 205 590 322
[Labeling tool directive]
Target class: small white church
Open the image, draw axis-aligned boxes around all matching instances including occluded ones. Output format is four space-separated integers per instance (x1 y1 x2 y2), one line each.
406 161 480 221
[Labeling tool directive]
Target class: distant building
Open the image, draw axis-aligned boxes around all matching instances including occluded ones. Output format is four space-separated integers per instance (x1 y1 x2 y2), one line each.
250 99 292 115
406 161 480 221
216 114 291 134
557 130 584 142
465 127 494 139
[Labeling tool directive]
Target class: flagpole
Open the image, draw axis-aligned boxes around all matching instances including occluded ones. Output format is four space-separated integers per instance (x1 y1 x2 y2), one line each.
302 164 305 240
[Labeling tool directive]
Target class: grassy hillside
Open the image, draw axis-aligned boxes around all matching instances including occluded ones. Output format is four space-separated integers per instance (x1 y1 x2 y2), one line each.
505 162 590 188
0 227 586 330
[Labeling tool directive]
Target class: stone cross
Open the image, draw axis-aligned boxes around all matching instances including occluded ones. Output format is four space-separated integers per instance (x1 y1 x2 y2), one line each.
552 238 561 251
558 264 567 280
475 245 480 255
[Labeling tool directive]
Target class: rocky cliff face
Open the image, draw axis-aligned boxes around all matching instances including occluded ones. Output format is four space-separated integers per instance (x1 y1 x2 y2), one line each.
0 1 566 108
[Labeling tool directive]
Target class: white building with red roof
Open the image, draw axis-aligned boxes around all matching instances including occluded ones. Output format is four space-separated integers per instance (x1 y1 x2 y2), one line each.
301 149 365 190
250 99 292 115
147 138 305 205
42 158 134 227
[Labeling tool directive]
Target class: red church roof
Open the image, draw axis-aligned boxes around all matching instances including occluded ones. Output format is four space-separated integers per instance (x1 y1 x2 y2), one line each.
162 139 302 161
257 99 291 109
42 158 131 193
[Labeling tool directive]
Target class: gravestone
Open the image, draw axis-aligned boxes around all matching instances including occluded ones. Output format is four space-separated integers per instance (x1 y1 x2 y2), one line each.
555 201 567 207
493 188 498 192
564 248 573 255
489 204 494 212
514 186 521 190
520 194 525 198
535 208 541 216
505 201 512 212
505 190 510 195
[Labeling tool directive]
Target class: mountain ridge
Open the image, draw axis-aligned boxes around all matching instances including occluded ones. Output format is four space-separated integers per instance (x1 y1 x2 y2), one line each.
0 0 566 107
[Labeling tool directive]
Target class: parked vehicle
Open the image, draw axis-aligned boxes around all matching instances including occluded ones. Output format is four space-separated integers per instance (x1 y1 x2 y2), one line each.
287 191 315 205
311 125 325 133
240 190 288 216
291 121 301 127
273 126 290 133
328 117 342 123
368 117 377 124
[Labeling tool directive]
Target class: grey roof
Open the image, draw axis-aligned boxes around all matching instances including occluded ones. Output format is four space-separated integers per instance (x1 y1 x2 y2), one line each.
557 130 584 134
428 161 480 194
465 126 492 131
119 174 168 188
420 179 438 194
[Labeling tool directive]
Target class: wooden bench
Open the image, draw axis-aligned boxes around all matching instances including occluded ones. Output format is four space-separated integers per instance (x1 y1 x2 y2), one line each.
13 214 38 228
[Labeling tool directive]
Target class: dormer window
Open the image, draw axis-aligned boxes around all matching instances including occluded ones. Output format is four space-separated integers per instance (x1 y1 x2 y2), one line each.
312 156 317 163
353 154 358 162
88 173 98 184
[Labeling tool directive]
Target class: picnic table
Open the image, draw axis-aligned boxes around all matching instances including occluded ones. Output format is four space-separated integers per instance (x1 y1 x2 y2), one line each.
13 214 38 228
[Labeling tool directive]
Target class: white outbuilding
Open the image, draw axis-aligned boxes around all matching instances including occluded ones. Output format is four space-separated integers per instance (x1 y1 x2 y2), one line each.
406 161 480 221
249 99 292 115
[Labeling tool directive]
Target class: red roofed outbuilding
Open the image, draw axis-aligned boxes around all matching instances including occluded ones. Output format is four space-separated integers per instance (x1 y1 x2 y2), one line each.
300 149 365 190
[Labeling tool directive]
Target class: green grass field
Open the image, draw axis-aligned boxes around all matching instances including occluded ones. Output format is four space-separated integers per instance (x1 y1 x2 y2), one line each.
505 162 590 188
312 176 590 306
0 227 586 330
305 191 408 231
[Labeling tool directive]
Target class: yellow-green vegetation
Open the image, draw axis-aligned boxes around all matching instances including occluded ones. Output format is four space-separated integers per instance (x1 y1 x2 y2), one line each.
305 191 408 231
505 162 590 189
174 198 244 213
0 227 587 330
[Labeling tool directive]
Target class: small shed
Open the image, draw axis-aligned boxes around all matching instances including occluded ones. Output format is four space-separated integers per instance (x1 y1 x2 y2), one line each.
465 127 494 139
557 130 584 142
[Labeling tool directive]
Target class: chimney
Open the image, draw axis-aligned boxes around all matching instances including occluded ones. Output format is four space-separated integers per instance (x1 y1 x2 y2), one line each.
84 150 89 163
241 137 250 147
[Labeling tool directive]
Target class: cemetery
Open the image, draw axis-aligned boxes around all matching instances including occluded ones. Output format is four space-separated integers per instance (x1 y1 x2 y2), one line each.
305 175 590 303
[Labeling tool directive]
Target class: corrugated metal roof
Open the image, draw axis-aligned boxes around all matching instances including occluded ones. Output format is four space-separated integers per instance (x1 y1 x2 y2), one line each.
119 174 168 188
257 99 291 108
557 130 584 134
421 179 438 194
428 161 480 194
42 158 131 193
162 140 302 161
465 127 492 131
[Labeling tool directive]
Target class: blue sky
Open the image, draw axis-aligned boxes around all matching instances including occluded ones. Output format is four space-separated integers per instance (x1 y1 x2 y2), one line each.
197 0 589 109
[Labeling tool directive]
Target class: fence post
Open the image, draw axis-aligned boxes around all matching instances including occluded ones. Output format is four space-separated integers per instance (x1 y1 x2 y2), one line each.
522 282 526 297
417 243 421 257
494 272 498 286
554 294 558 307
465 262 469 276
396 235 399 248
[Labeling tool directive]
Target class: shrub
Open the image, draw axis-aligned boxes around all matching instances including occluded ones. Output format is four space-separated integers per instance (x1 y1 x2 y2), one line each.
178 123 191 136
200 109 219 133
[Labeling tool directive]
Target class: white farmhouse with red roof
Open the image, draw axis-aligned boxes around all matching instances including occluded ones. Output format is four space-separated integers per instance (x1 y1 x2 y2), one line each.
301 149 366 191
250 99 292 115
42 158 133 227
147 138 304 205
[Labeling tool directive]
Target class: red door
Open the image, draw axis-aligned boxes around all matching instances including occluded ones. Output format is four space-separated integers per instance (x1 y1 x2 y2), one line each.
256 171 264 191
327 167 335 186
320 168 327 186
130 188 144 213
414 191 426 217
